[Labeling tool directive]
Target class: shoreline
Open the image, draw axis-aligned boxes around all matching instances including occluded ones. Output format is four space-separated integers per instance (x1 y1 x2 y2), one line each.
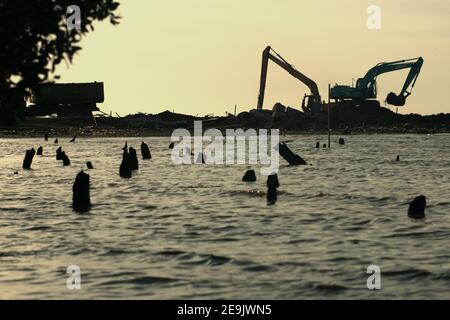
1 126 449 139
2 106 450 138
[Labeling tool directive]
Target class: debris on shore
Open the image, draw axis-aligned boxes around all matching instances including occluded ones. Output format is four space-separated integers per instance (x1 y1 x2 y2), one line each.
2 106 450 138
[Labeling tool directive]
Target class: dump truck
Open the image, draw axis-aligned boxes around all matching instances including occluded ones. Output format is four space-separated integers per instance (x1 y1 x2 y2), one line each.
25 82 104 117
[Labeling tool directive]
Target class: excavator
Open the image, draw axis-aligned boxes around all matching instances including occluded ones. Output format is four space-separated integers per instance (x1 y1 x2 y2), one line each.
330 57 424 107
257 46 324 113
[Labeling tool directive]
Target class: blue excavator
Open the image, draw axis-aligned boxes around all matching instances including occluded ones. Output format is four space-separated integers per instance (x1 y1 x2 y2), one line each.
330 57 424 107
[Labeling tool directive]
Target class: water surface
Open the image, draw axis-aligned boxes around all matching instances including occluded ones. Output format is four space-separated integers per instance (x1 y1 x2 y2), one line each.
0 134 449 299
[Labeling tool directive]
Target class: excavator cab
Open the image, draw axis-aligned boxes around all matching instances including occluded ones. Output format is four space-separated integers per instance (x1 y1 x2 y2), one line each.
301 94 322 113
356 78 377 99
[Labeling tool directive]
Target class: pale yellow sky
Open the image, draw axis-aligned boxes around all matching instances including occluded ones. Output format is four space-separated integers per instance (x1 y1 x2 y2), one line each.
56 0 450 116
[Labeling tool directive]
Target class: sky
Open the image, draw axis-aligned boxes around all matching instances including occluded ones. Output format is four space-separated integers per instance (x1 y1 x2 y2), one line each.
56 0 450 116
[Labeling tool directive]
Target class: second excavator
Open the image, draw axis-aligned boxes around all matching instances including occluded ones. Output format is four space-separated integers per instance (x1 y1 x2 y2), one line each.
257 46 324 113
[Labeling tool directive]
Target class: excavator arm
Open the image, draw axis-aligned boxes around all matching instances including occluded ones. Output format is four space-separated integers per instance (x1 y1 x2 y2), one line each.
257 46 321 111
386 58 423 106
358 57 424 106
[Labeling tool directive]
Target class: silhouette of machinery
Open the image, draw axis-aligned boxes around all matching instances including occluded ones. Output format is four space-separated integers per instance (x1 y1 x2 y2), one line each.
256 45 424 113
257 46 324 113
330 57 423 108
25 82 104 119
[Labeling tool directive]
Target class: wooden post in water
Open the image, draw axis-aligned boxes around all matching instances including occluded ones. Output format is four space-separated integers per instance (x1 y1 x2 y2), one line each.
328 84 331 149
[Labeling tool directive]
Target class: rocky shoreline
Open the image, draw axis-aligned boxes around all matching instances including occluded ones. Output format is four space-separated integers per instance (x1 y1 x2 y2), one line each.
1 125 449 139
1 105 450 138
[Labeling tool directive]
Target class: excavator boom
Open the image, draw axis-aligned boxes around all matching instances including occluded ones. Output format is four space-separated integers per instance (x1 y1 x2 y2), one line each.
257 46 321 111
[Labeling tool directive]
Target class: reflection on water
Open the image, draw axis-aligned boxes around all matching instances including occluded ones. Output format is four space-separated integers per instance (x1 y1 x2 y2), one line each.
0 134 449 299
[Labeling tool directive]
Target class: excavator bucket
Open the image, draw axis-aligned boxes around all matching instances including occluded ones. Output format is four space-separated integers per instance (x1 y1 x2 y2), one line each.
386 92 406 106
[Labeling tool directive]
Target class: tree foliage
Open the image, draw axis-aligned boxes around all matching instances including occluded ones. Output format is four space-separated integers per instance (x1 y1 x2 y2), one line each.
0 0 121 124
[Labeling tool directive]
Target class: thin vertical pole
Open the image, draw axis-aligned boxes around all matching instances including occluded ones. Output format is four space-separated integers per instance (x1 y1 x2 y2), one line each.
328 84 331 149
234 104 237 116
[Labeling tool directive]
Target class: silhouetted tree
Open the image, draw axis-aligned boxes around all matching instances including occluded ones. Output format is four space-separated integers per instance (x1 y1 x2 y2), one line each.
0 0 120 125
